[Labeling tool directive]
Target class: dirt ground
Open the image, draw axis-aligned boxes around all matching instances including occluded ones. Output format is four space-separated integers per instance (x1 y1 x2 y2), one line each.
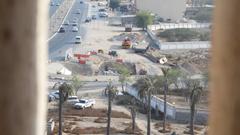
48 82 208 135
71 17 163 76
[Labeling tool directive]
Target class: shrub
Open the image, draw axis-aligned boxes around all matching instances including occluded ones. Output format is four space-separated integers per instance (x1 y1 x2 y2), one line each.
159 28 199 42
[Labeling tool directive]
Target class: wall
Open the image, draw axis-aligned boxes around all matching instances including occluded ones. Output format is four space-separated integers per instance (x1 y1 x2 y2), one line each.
126 84 208 124
136 0 186 21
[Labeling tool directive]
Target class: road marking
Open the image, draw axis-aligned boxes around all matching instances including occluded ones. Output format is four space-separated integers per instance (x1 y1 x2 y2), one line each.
47 0 76 42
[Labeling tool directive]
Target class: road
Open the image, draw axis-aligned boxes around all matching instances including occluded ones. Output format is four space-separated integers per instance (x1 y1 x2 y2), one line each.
49 0 64 17
48 0 91 61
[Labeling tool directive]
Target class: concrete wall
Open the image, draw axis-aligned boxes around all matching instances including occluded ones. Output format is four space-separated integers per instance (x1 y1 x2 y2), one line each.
136 0 186 21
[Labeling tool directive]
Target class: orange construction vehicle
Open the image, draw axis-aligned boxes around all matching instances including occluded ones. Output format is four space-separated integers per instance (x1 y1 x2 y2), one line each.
122 37 132 49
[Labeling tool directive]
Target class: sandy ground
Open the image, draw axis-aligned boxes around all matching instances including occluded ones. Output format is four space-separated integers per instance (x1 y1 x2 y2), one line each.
75 83 208 135
72 16 163 76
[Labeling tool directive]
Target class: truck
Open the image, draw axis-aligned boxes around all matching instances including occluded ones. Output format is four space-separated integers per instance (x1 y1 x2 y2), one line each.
73 99 96 109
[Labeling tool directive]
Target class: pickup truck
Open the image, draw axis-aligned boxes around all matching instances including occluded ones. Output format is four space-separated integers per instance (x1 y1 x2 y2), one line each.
74 99 96 109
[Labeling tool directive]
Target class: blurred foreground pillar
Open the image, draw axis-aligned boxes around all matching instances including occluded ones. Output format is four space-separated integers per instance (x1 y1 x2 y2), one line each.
210 0 240 135
0 0 47 135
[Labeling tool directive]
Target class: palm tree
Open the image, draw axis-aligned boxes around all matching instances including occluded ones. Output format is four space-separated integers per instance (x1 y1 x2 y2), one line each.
134 77 157 135
58 82 74 135
161 68 181 132
129 99 137 133
105 81 118 135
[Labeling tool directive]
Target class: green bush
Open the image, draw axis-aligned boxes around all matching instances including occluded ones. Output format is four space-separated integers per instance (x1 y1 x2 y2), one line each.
159 28 199 42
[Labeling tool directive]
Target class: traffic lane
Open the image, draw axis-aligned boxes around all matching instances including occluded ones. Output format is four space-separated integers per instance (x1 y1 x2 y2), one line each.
49 0 65 17
48 2 88 61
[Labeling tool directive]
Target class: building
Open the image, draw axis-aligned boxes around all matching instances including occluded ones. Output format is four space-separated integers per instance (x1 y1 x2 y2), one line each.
135 0 186 21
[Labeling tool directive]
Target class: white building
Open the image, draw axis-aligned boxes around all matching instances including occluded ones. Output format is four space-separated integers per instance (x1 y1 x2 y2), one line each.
135 0 186 21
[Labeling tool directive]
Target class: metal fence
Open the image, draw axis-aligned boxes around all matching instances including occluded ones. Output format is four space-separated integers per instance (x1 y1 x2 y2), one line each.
160 41 211 50
149 23 211 31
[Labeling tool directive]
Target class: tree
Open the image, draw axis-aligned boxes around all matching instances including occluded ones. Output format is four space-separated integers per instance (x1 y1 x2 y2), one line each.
133 77 159 135
129 99 137 133
109 0 120 10
161 68 181 132
183 78 203 135
105 81 118 135
58 82 74 135
136 11 153 30
70 75 82 95
118 67 130 92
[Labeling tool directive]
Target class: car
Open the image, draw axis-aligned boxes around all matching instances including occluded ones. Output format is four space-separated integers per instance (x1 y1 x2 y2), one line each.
73 17 78 22
85 17 91 23
67 96 79 105
99 8 107 12
75 36 82 44
56 3 60 6
72 22 78 26
59 27 65 33
48 94 55 102
92 15 97 20
50 2 54 6
99 12 108 17
92 5 96 8
50 91 60 99
76 9 81 14
80 1 83 4
74 99 96 109
72 26 78 32
64 20 70 25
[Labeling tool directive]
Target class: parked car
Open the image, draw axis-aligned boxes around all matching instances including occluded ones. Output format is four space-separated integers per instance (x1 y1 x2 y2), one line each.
59 27 65 33
76 9 81 14
80 1 83 4
67 96 79 105
56 3 60 6
74 99 96 109
64 20 70 25
50 91 60 99
50 2 54 6
48 94 55 102
72 22 78 26
75 36 82 44
99 8 107 12
92 15 97 20
72 26 78 32
85 17 92 23
99 12 108 17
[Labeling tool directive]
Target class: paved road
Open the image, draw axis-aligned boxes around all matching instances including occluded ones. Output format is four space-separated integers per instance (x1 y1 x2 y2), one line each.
49 0 64 17
48 0 90 61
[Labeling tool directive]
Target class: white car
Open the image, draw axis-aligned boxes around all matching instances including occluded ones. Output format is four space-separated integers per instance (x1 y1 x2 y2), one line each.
72 22 78 26
64 20 70 25
76 9 81 14
74 99 95 109
50 91 60 99
67 96 79 105
72 26 78 32
99 12 108 17
75 36 82 44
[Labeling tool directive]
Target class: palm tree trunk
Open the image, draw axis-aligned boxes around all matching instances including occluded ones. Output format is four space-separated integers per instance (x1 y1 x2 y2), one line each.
107 93 112 135
163 81 168 132
147 90 151 135
131 109 136 133
190 103 195 135
59 90 63 135
121 83 124 92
